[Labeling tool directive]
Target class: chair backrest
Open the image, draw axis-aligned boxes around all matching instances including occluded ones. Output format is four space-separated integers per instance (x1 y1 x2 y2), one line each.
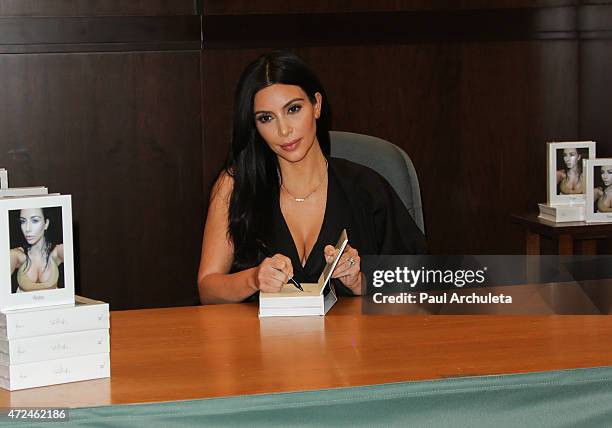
329 131 425 235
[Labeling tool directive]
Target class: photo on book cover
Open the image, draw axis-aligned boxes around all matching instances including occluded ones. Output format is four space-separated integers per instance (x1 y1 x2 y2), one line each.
0 194 75 310
546 141 596 205
585 158 612 223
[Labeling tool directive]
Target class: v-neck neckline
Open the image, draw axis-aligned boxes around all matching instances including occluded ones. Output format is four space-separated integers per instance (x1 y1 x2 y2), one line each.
278 167 332 271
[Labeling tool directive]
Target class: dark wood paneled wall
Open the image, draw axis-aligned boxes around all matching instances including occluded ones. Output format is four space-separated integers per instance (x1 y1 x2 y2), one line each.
580 4 612 158
202 44 578 253
2 1 612 309
202 0 576 14
0 1 195 16
201 3 588 254
0 2 202 309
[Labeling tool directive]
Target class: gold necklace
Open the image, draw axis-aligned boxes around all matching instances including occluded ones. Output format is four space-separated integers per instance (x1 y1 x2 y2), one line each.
280 159 328 202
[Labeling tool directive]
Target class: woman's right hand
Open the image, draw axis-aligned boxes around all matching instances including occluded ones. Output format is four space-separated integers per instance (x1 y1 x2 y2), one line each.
256 254 294 293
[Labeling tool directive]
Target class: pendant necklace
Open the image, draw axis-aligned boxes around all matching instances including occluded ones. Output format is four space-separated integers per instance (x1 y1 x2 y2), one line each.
281 159 328 202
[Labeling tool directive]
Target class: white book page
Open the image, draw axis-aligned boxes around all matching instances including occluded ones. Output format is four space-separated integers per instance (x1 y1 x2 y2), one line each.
319 229 348 295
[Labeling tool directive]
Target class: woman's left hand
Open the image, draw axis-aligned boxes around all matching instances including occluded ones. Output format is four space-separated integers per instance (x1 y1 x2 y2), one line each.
324 244 362 295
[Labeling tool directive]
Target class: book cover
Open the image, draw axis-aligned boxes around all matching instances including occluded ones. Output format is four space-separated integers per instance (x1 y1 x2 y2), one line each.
538 203 585 222
0 187 48 198
0 352 110 391
0 296 109 340
0 328 109 365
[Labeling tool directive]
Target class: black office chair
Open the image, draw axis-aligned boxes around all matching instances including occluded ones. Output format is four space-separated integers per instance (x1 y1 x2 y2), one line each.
330 131 425 235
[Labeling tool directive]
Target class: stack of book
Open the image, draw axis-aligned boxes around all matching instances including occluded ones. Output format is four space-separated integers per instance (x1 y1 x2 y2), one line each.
538 203 585 222
0 296 110 390
0 168 110 390
0 167 49 198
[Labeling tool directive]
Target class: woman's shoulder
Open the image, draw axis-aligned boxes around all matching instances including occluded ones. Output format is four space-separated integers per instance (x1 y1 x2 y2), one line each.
50 243 64 258
210 170 234 203
10 247 26 263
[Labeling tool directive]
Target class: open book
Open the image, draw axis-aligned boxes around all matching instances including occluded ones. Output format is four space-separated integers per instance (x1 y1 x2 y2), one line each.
259 229 349 317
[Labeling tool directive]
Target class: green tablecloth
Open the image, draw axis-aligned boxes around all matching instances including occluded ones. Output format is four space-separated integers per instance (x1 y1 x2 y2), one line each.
3 366 612 427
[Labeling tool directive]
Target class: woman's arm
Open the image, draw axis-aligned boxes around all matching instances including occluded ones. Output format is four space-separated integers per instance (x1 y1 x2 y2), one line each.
197 173 293 304
51 244 64 265
10 248 25 274
198 173 257 304
557 170 566 184
594 187 603 200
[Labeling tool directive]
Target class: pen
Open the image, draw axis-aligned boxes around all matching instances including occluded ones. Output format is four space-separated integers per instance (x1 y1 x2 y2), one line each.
256 239 304 292
287 275 304 292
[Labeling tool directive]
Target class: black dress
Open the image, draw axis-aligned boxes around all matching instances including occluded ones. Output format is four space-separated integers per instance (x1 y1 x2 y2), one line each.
258 157 427 297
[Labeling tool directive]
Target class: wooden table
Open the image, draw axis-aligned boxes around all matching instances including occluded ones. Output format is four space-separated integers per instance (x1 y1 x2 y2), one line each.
1 298 612 408
512 213 612 255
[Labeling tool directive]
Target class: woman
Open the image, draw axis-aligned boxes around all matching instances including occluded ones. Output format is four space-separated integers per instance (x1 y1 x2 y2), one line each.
10 207 64 293
594 165 612 212
197 51 426 304
557 148 586 195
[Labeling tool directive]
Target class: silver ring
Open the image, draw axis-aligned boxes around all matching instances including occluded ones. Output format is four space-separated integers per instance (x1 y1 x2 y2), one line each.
348 257 355 267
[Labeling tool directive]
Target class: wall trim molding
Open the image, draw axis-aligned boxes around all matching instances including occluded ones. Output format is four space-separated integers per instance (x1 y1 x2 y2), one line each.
201 5 612 49
3 6 612 54
202 7 578 49
0 16 200 53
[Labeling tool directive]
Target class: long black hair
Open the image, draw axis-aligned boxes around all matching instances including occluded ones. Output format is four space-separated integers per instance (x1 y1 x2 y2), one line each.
225 51 332 270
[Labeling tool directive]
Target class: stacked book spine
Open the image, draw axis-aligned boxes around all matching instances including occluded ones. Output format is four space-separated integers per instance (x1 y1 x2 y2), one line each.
538 203 585 222
0 296 110 391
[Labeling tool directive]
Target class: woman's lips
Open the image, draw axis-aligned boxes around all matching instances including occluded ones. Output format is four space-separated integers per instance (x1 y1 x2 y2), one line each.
280 138 301 152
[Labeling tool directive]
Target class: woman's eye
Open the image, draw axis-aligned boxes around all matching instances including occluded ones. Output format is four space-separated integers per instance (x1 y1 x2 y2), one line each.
288 104 302 114
19 219 25 225
256 114 272 124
